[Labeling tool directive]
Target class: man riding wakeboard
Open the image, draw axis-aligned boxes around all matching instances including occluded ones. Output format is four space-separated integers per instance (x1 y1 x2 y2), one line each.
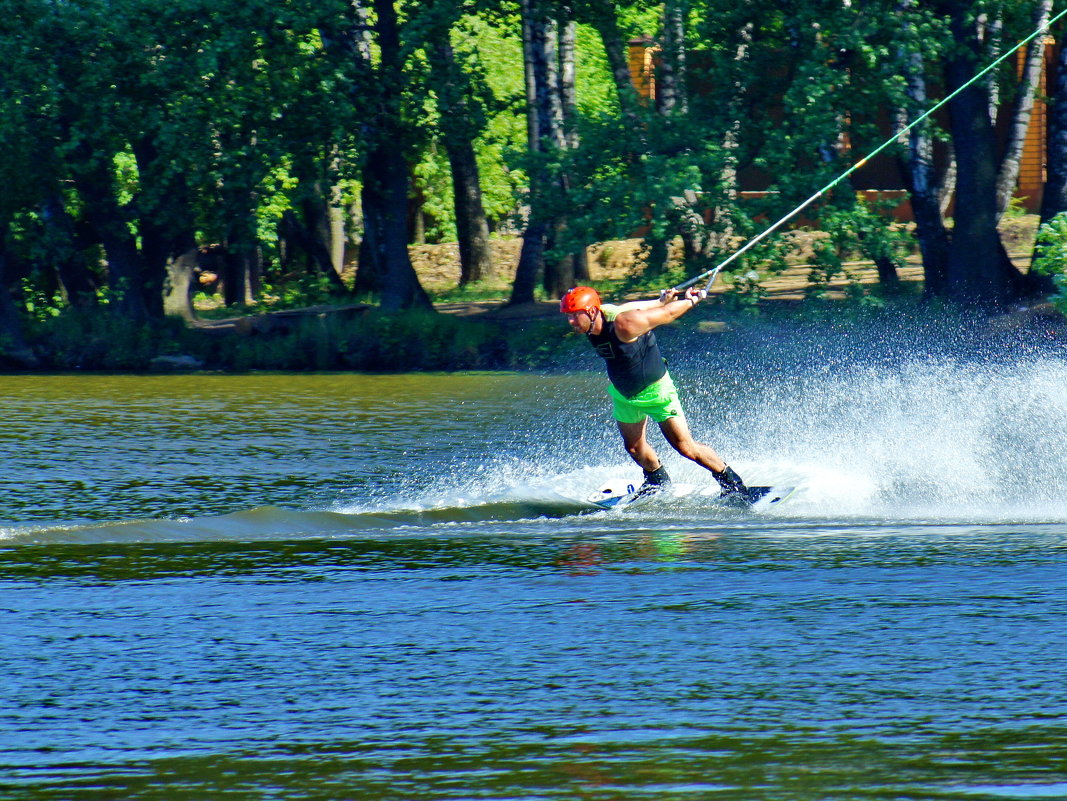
561 284 756 504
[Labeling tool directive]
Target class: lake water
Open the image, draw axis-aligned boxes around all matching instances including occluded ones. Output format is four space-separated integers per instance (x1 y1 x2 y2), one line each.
2 363 1067 800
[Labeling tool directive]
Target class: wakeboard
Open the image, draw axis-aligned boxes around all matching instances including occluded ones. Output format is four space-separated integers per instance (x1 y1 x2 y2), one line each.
587 479 797 512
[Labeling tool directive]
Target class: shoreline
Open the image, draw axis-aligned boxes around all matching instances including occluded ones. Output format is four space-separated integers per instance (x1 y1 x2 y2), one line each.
2 218 1062 373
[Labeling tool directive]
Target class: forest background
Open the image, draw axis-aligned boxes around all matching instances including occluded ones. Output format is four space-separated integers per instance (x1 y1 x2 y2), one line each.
3 0 1067 372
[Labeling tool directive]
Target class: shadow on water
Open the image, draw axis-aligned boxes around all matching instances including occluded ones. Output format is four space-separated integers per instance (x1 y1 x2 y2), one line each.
3 514 1066 583
7 718 1067 800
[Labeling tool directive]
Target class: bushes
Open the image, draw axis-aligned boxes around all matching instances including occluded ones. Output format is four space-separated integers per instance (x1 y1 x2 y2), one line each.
1032 213 1067 316
18 306 577 372
328 310 579 371
27 309 193 371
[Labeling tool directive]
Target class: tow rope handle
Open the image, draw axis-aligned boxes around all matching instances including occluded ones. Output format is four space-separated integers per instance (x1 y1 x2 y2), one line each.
660 265 722 303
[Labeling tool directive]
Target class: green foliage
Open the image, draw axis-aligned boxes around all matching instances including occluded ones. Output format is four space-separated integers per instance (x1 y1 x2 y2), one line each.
453 14 526 228
17 300 580 372
806 235 846 301
258 273 344 311
411 144 457 243
1002 195 1030 220
572 23 617 117
19 279 65 323
722 270 766 316
28 308 191 371
211 311 576 372
0 0 351 323
537 112 734 260
802 200 909 300
0 0 1049 340
1032 213 1067 315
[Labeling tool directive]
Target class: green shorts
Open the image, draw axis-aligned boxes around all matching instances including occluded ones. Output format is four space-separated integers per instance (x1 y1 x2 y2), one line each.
608 373 686 424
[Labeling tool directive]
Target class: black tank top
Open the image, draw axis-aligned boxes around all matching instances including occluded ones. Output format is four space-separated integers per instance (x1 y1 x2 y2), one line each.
587 307 667 398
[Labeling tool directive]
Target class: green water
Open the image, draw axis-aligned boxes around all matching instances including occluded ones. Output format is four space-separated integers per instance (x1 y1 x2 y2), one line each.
2 370 1067 799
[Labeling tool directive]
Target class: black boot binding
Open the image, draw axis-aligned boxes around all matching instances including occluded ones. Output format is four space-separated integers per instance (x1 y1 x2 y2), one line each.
634 465 671 499
713 465 754 506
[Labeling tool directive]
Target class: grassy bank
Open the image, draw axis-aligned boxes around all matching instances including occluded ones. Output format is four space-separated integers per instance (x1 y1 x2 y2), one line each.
4 216 1063 373
11 285 1063 374
11 305 584 373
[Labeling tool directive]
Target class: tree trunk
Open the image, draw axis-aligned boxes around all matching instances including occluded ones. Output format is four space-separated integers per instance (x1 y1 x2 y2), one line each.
552 12 587 287
586 0 642 120
658 0 688 115
0 225 39 368
558 16 580 150
138 221 172 320
131 137 195 320
522 0 580 299
281 209 329 279
714 23 753 243
683 21 754 263
938 146 957 219
72 162 149 322
308 179 350 288
875 256 901 286
41 193 97 308
355 177 386 296
162 244 199 321
445 140 493 286
943 10 1026 307
379 145 432 312
216 180 261 308
356 136 431 311
896 33 951 297
329 200 347 277
644 229 670 276
278 186 349 293
995 0 1053 218
222 244 260 307
979 12 1003 124
534 16 565 151
428 37 493 286
324 0 431 310
139 198 197 319
511 222 546 305
352 0 432 312
544 228 575 298
513 0 556 304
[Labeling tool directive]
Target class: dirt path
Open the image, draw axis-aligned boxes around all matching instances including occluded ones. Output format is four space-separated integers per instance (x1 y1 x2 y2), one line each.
424 215 1043 321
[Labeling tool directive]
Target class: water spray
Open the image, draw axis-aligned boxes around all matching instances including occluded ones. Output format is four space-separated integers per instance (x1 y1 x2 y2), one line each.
670 5 1067 294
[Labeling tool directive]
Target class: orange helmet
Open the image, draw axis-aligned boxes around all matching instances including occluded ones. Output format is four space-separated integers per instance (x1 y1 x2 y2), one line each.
560 286 601 314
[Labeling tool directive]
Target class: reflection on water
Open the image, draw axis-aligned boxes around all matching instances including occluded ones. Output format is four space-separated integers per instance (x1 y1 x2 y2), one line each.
2 371 1067 799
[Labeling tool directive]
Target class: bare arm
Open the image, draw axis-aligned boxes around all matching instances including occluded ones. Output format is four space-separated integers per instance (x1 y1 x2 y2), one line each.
613 298 666 312
612 287 704 342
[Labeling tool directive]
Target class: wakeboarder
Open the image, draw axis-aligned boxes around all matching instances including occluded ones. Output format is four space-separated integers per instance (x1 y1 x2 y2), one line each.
561 284 756 504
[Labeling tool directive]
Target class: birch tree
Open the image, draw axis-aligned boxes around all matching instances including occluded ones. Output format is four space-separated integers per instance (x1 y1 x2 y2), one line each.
995 0 1053 219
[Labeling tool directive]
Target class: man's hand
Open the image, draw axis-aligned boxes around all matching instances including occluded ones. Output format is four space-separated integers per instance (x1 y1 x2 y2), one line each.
685 286 707 305
659 287 680 304
617 285 706 341
659 286 706 305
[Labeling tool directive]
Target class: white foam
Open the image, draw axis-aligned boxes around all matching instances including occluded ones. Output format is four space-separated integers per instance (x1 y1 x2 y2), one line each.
336 355 1067 523
707 356 1067 520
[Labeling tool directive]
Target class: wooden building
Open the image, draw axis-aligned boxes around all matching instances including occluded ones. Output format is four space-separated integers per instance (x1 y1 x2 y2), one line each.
627 38 1055 215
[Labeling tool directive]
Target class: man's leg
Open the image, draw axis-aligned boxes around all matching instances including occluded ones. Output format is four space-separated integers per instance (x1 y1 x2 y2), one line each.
658 416 727 472
617 419 660 471
659 416 751 500
617 419 671 496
